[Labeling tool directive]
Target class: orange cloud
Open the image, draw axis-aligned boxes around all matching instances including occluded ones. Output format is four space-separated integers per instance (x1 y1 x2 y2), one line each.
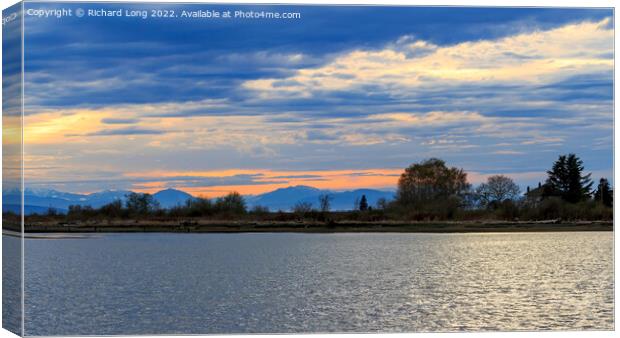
126 168 402 197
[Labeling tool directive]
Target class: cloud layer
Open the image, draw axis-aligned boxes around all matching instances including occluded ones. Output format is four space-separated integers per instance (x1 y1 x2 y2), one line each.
20 5 613 195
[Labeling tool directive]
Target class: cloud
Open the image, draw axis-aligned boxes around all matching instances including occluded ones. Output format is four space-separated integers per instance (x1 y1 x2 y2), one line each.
79 127 168 137
369 111 486 126
20 8 613 194
493 150 525 155
243 18 613 98
130 173 286 189
124 169 404 196
100 118 141 124
305 130 339 142
521 136 564 145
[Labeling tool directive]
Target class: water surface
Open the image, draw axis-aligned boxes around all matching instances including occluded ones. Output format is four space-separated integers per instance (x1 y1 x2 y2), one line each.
24 232 613 335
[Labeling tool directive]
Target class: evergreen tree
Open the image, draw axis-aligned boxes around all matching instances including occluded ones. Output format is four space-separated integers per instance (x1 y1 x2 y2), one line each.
594 178 613 207
543 154 592 203
359 195 369 211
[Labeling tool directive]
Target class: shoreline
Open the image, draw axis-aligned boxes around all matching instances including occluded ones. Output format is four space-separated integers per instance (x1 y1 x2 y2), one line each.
8 220 614 234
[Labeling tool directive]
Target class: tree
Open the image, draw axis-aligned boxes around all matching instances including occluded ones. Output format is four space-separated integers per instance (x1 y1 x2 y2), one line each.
125 192 159 215
214 192 246 214
476 175 520 208
543 154 593 203
292 201 313 214
185 197 213 216
375 197 389 210
318 194 332 212
100 199 123 218
397 158 470 206
67 205 95 219
68 205 82 216
359 195 369 211
594 178 613 207
251 205 270 215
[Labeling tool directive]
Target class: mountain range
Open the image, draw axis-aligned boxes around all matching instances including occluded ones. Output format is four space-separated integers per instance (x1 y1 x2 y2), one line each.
3 186 395 215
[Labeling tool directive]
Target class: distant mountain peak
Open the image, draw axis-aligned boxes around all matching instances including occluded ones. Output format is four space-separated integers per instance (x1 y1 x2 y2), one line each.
16 185 395 214
247 185 394 211
153 189 193 208
154 188 192 195
156 188 187 193
279 185 321 192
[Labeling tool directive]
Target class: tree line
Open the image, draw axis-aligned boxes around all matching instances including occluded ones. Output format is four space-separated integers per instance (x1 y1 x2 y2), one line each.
64 192 248 220
389 153 612 221
31 153 611 222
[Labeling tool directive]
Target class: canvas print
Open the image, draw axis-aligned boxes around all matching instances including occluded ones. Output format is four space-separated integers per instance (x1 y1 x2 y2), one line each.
2 1 614 336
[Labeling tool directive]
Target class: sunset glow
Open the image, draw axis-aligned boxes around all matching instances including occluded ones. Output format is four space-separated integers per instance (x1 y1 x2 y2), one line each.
18 5 612 196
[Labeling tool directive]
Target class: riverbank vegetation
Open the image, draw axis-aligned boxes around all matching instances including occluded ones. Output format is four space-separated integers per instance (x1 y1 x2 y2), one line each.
18 153 612 224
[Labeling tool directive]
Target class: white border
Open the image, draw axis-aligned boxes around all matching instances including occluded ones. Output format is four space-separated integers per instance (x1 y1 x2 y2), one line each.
0 1 617 338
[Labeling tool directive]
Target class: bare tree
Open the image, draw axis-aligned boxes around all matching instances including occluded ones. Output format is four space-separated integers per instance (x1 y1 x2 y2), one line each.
476 175 520 207
318 194 332 212
125 192 160 215
376 197 389 210
292 201 313 214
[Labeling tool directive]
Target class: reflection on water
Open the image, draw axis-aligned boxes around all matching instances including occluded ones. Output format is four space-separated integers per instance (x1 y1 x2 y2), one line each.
24 232 613 335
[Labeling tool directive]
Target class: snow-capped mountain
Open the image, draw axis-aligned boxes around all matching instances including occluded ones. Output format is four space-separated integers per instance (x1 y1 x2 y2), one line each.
3 185 395 215
245 185 395 211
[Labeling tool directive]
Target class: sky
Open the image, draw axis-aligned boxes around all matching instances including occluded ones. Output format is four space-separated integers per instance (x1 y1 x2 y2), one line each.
19 3 614 197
